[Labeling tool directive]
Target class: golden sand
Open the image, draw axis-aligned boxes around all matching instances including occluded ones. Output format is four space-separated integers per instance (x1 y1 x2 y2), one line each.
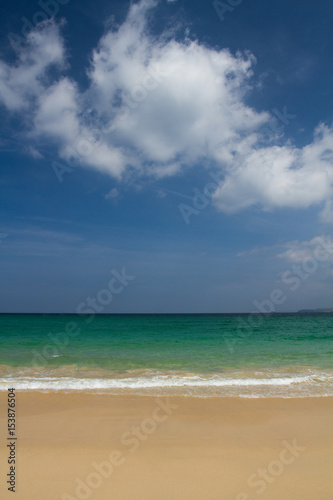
0 392 332 500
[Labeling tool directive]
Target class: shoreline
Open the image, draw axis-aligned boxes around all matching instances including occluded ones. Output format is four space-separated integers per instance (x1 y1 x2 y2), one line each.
1 390 332 398
0 392 332 499
1 365 333 398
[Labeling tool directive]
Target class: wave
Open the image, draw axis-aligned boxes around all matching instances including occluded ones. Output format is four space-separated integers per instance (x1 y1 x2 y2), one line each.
0 367 332 397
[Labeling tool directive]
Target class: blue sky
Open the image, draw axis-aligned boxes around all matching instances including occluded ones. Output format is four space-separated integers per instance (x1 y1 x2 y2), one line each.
0 0 332 313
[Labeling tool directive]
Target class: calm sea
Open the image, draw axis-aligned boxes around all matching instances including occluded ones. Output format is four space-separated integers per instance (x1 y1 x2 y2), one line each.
0 313 332 397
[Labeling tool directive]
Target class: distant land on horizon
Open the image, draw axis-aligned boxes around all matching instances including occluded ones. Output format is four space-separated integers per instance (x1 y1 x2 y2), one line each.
297 308 333 313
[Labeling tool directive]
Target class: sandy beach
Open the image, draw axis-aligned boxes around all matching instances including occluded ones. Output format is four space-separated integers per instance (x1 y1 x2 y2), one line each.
0 392 332 500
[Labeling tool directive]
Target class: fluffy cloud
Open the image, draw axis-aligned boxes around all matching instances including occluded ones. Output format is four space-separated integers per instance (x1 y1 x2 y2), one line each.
78 0 268 178
1 0 333 221
0 21 64 110
213 123 333 214
1 0 269 179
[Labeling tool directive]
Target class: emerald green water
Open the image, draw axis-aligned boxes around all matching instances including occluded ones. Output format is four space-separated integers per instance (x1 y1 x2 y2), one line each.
0 313 332 396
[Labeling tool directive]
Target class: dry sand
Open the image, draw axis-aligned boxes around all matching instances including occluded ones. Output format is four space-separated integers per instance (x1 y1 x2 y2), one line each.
0 392 332 500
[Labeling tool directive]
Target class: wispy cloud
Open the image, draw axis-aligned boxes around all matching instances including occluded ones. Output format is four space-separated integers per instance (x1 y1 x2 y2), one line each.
105 187 120 201
277 236 333 263
0 227 84 256
24 146 44 159
236 246 271 258
237 236 333 265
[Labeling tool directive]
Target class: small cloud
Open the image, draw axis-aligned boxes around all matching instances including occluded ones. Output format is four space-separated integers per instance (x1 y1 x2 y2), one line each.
25 146 44 159
277 236 333 263
156 189 167 198
105 187 120 201
238 236 333 263
237 248 260 258
236 245 272 258
277 247 314 263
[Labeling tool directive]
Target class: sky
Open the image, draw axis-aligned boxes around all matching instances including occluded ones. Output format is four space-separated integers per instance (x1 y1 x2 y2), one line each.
0 0 332 313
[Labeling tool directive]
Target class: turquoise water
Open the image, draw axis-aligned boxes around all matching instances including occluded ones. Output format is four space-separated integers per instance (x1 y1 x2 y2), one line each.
0 313 332 397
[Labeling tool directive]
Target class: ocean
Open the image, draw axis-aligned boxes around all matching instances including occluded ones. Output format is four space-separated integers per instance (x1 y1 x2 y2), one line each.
0 313 332 397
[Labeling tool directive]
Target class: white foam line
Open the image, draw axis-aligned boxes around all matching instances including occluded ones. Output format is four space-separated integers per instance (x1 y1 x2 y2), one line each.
0 373 331 391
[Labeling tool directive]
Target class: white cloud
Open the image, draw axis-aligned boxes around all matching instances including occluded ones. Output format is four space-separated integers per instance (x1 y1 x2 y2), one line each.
25 146 44 159
277 236 333 263
82 0 268 178
105 187 120 200
236 246 270 258
237 236 333 266
0 0 332 221
34 78 80 143
278 246 315 264
213 123 333 218
1 0 268 180
0 21 64 110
